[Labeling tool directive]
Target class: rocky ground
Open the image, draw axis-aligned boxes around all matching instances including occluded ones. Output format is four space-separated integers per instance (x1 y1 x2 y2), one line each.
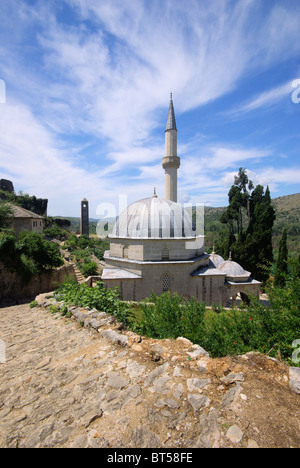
0 295 299 449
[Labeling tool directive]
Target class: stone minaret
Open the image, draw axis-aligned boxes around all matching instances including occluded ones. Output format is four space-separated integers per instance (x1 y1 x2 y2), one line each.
80 198 89 237
162 93 180 202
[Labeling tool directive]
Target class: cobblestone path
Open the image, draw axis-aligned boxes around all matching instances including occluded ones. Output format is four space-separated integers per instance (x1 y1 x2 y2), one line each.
0 302 299 448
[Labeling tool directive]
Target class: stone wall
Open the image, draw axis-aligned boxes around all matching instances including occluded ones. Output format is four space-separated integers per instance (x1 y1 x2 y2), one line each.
0 263 76 304
11 217 44 237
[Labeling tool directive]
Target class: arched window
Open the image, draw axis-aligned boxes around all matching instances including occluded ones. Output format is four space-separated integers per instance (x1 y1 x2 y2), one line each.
162 273 172 292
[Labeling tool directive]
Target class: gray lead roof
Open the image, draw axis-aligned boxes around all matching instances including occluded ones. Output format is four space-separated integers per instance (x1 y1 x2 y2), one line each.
165 94 177 131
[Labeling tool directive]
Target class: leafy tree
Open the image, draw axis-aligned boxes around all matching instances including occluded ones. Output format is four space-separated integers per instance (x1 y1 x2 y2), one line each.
80 261 98 277
0 202 13 230
1 191 47 216
16 232 63 272
274 229 288 287
0 233 17 265
296 254 300 278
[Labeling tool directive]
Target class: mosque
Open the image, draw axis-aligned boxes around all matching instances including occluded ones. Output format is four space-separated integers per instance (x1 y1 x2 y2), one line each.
101 95 260 306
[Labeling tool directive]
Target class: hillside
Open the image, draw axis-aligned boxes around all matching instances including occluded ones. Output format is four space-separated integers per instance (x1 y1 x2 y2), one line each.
202 193 300 257
271 193 300 235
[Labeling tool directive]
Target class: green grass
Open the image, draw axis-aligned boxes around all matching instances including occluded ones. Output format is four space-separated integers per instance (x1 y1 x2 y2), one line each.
54 277 300 365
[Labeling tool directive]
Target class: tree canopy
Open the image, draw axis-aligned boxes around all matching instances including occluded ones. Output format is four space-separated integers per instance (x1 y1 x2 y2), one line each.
216 168 276 283
0 202 13 230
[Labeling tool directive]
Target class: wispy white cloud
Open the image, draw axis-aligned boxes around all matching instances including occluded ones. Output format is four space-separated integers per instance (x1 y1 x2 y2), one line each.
179 145 271 186
222 166 300 197
15 0 300 149
0 101 115 216
0 0 299 215
229 81 294 115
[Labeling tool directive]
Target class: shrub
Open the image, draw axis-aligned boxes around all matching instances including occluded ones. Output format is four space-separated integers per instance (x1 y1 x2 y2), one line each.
76 235 90 249
136 292 206 343
16 232 63 271
0 231 63 282
43 225 67 240
55 281 130 325
79 261 98 277
0 233 17 265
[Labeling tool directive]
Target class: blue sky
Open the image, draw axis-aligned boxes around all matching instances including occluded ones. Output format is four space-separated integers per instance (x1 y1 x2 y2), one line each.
0 0 299 218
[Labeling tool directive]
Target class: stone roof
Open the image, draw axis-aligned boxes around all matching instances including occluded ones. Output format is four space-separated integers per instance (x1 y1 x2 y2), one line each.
9 204 44 219
101 268 142 280
191 266 226 277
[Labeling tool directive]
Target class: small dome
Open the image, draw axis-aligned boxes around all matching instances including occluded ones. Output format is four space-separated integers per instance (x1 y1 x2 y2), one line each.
217 253 251 282
218 259 246 276
111 196 197 239
209 250 225 268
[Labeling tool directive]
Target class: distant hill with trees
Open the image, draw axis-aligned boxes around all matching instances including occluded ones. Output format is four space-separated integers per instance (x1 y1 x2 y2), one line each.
203 192 300 259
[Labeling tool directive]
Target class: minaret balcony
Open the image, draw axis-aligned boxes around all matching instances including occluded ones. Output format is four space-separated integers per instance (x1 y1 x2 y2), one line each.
162 156 181 169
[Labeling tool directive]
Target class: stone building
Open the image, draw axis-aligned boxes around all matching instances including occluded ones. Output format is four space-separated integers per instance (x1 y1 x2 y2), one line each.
9 204 44 237
101 95 260 306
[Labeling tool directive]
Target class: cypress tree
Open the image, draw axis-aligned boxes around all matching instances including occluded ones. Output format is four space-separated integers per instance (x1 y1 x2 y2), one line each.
246 185 275 282
220 172 276 283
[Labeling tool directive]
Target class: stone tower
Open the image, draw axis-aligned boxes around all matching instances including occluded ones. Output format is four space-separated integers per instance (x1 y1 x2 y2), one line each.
80 198 89 237
162 93 180 202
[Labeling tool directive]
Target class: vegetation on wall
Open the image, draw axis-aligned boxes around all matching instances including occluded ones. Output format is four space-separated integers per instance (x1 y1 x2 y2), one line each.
0 190 48 216
55 281 129 324
0 231 63 282
62 234 109 277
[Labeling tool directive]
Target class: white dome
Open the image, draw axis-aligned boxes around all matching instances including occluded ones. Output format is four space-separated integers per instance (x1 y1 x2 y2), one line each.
218 260 246 276
217 254 251 282
112 197 197 239
209 252 225 268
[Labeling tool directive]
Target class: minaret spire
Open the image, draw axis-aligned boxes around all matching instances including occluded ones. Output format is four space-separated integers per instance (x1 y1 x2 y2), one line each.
162 94 180 202
166 92 177 131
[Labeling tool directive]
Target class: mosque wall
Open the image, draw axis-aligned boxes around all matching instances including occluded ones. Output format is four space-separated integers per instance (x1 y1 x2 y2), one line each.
108 238 205 262
102 258 227 306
